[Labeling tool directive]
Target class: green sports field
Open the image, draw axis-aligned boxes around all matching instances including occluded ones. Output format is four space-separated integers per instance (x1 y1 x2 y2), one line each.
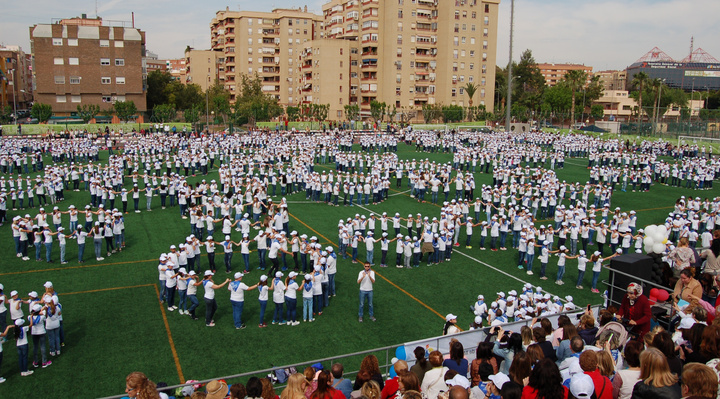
0 142 715 398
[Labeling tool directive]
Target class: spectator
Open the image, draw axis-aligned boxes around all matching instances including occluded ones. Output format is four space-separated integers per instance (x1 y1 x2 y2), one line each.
262 377 279 399
508 352 532 386
558 336 585 377
651 330 684 378
124 372 160 399
616 283 652 340
381 360 408 399
473 363 496 397
410 346 432 384
611 340 642 399
486 372 510 398
674 268 703 310
470 342 498 386
420 350 449 399
630 347 681 399
247 377 265 399
312 370 346 399
556 324 580 363
579 351 612 399
568 373 595 399
491 326 523 375
331 363 353 399
680 363 718 399
577 313 599 346
354 355 384 390
230 383 247 399
684 324 720 364
499 381 522 399
596 351 615 381
398 371 420 394
443 340 469 376
532 327 556 362
525 344 545 365
206 380 230 399
359 381 381 399
521 358 568 398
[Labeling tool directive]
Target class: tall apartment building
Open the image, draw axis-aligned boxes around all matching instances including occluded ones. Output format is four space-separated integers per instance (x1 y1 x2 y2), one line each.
29 15 146 116
210 7 323 105
185 49 221 91
296 39 351 120
595 69 627 91
0 45 33 111
537 63 593 87
321 0 499 119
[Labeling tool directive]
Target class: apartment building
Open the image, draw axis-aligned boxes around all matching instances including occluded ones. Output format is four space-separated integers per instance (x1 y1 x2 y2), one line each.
321 0 499 119
0 45 33 111
210 7 323 105
595 69 627 91
29 15 146 115
537 63 593 87
296 39 351 120
185 49 221 91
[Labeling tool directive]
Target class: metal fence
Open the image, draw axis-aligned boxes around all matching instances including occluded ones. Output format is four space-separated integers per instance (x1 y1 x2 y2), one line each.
99 305 599 399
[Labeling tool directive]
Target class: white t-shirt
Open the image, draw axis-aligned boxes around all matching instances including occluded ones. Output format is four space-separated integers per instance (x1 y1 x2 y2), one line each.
229 281 249 302
285 279 299 299
272 279 286 303
358 270 375 291
202 279 216 300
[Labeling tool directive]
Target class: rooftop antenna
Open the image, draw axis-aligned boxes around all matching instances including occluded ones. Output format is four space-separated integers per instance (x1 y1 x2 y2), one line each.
689 36 694 62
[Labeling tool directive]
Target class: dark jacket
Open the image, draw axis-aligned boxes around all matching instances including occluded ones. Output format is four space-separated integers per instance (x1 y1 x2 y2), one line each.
630 381 681 399
578 326 599 346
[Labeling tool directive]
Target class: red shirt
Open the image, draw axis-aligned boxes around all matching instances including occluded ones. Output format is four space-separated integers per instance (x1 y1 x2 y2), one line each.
521 385 568 399
585 369 612 399
381 377 400 399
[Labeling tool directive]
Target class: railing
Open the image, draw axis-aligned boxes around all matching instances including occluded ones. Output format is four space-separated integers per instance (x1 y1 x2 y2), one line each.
100 305 600 399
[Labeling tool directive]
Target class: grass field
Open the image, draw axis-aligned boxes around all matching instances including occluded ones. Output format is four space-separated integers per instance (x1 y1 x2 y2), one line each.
0 143 716 398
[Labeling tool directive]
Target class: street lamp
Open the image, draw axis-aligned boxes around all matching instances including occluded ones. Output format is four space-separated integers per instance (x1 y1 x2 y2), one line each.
205 75 210 134
9 69 18 128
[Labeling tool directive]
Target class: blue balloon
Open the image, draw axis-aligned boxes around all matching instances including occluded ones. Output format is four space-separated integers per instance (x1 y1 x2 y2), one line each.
395 346 406 360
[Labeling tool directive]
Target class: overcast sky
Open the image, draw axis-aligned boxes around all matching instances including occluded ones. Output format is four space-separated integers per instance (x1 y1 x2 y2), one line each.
2 0 719 71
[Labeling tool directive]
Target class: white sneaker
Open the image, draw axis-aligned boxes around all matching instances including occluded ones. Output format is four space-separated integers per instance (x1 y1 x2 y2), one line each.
526 270 533 275
293 321 300 326
17 253 22 258
97 257 104 261
0 377 5 383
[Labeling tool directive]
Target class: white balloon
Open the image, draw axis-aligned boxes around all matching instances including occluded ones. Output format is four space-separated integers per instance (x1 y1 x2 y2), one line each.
653 243 666 254
644 236 655 247
657 225 668 237
644 243 654 253
653 231 666 242
645 225 658 237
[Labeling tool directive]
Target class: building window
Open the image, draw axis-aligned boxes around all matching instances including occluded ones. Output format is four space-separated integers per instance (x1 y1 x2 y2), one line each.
451 89 456 97
52 38 63 46
101 77 111 84
116 77 125 84
115 59 125 66
69 76 80 84
102 96 112 103
54 76 65 84
68 38 78 46
69 58 79 65
100 40 109 47
114 41 124 47
337 110 343 118
56 95 67 103
71 95 82 103
54 57 64 65
100 58 110 66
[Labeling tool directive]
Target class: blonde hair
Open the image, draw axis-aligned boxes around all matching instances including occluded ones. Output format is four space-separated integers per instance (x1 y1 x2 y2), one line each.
639 347 679 388
596 351 615 378
281 374 306 399
361 380 381 399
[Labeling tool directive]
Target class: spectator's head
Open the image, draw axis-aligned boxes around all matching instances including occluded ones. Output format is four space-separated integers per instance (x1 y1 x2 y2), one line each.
414 346 428 366
644 326 664 348
246 377 263 398
681 363 719 398
578 351 598 373
598 310 614 327
596 351 615 378
429 350 444 367
230 383 246 399
596 330 620 351
331 363 344 380
260 378 276 399
651 330 677 359
476 342 494 360
508 352 532 386
525 344 544 364
448 385 469 399
505 333 524 353
449 340 464 363
579 314 595 330
360 355 381 375
499 381 522 399
623 340 644 368
527 359 564 399
361 380 381 399
125 372 158 399
477 362 494 382
401 391 422 399
303 367 316 383
562 324 579 341
570 336 585 354
532 327 546 343
556 315 571 329
699 324 720 358
393 360 408 375
540 318 554 335
692 306 708 323
639 347 679 388
398 371 420 393
520 326 533 346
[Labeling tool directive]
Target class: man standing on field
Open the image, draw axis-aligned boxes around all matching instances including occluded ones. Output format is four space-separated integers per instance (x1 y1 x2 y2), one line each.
358 262 376 322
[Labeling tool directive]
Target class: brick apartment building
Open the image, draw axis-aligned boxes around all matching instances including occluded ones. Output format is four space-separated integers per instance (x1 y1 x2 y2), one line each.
29 15 147 116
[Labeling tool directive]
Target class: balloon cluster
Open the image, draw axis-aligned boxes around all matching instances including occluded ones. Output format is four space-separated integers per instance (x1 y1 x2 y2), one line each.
643 224 669 254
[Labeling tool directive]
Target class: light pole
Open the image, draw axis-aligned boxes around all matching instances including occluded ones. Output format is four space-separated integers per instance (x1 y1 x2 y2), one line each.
205 75 210 133
9 69 18 128
505 0 515 133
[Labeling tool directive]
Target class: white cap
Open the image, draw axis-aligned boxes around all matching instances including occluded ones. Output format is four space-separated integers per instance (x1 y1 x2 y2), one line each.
234 272 243 279
445 313 457 322
204 270 214 276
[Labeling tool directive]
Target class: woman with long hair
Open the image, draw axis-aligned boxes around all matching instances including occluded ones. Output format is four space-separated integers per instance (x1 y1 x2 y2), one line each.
555 323 579 363
261 377 279 399
354 354 384 390
443 313 460 335
125 371 160 399
630 347 680 398
521 358 568 399
612 340 643 399
491 326 524 375
311 370 345 399
281 374 307 399
650 330 683 377
470 342 498 386
525 344 545 365
398 371 420 394
410 346 432 383
420 350 449 399
508 351 532 386
442 339 468 376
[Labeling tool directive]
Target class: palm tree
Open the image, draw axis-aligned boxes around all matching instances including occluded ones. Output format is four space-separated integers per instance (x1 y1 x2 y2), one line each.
564 69 588 124
631 71 649 124
649 78 664 134
464 82 478 107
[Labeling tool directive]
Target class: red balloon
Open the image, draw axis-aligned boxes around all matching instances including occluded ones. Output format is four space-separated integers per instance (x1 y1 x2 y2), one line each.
656 290 670 302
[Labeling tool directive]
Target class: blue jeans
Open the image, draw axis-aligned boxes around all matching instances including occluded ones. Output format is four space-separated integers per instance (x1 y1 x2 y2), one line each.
303 297 313 321
17 344 29 372
556 266 566 281
45 241 53 262
178 289 187 311
359 290 374 318
32 333 47 364
591 271 600 289
314 294 323 313
366 249 374 264
231 300 245 328
285 297 297 322
259 300 267 325
576 270 586 287
322 282 329 307
540 262 548 278
273 302 285 323
188 295 199 317
525 254 534 271
47 327 60 354
328 273 336 296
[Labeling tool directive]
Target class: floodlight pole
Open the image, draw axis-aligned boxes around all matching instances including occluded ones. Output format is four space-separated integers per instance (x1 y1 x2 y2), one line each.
505 0 514 133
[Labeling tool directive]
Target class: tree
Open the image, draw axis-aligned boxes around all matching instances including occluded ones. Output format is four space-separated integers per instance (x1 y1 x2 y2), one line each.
231 74 283 126
286 106 300 122
422 104 441 123
0 105 12 124
369 100 386 126
146 70 174 111
343 104 359 121
441 105 465 122
386 105 398 124
152 104 177 123
464 82 478 107
590 104 604 120
77 104 101 123
31 103 53 123
183 104 201 131
563 69 588 123
167 82 204 111
397 106 417 125
312 104 330 123
512 50 546 112
630 71 650 123
113 100 138 123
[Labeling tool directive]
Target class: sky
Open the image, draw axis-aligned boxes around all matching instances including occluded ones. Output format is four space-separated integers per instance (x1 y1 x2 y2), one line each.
2 0 719 71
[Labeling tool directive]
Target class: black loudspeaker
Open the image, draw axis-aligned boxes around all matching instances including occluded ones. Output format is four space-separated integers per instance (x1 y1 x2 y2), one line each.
607 253 654 308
